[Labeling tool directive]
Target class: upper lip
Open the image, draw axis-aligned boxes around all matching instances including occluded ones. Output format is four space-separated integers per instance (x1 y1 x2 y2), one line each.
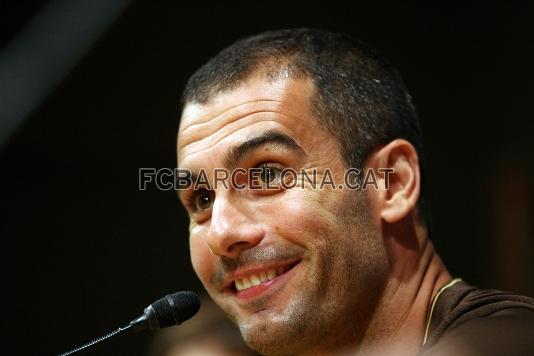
221 258 301 290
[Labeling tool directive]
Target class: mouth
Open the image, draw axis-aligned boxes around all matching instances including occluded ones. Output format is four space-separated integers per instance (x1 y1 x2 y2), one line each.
226 260 301 300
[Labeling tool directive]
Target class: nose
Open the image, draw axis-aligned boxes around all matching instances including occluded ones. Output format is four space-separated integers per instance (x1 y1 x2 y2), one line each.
207 194 264 259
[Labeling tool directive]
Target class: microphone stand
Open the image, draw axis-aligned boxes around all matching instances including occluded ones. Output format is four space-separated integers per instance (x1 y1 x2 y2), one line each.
58 314 148 355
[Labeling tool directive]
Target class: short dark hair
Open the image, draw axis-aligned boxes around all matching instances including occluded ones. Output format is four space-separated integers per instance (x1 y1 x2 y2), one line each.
181 28 428 225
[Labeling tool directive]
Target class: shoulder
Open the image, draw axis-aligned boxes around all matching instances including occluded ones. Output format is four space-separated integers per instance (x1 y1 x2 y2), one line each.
422 281 534 356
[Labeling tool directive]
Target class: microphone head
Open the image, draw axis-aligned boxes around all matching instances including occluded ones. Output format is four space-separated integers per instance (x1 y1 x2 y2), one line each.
150 291 200 328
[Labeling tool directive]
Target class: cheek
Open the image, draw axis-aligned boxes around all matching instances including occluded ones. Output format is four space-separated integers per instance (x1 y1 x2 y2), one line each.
258 189 341 247
189 235 216 285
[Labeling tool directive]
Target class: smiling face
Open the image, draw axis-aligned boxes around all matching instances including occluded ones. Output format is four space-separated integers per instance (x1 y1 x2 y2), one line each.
177 75 389 355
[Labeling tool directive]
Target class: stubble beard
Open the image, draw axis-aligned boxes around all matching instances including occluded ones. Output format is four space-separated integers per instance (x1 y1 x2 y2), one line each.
238 190 389 355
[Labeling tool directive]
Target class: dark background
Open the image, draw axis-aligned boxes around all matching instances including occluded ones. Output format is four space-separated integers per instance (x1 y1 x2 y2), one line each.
4 1 533 355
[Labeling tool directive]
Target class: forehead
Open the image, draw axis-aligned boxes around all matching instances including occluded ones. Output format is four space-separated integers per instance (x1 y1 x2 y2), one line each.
177 76 327 166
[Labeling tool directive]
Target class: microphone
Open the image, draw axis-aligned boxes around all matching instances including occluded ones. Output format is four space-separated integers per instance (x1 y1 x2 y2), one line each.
58 291 200 356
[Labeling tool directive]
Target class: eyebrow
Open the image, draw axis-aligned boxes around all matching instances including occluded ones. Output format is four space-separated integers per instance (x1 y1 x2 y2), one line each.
224 130 305 170
176 130 305 199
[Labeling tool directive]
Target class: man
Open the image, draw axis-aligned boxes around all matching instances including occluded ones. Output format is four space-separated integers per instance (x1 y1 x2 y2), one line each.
176 29 534 355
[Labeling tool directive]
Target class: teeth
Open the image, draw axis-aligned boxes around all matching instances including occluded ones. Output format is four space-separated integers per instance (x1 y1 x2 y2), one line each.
267 269 276 280
242 278 251 289
250 275 261 285
235 268 282 291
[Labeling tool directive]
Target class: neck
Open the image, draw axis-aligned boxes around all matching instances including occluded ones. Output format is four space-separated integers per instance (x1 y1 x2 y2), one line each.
307 217 451 356
358 218 452 355
298 216 451 356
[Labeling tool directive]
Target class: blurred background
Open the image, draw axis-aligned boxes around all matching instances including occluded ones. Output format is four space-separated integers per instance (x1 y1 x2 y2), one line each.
3 1 533 355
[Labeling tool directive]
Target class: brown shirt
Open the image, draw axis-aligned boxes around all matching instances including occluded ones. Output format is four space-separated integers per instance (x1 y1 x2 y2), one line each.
420 280 534 355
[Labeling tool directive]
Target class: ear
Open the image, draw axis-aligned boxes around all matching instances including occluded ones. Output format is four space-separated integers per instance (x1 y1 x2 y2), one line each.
364 139 421 223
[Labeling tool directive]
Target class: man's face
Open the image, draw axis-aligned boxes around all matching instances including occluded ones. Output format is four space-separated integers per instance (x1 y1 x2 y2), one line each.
177 75 388 354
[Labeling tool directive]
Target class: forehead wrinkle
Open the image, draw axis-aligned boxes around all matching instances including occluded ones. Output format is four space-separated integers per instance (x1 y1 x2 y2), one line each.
178 109 284 153
178 112 285 159
178 99 282 146
180 99 280 133
178 119 295 168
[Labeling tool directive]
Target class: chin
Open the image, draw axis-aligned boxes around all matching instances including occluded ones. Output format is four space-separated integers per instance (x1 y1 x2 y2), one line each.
236 299 317 355
240 323 300 356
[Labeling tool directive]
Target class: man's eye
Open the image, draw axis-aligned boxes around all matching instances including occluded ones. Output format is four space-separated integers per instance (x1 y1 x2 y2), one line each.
258 164 282 185
193 190 214 211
